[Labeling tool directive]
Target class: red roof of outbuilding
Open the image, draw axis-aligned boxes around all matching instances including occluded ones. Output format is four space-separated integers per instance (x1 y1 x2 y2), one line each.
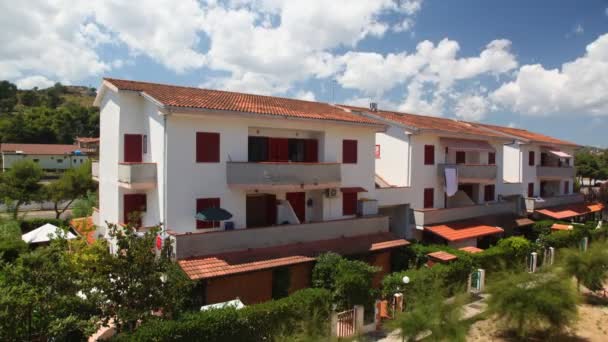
459 246 484 254
178 232 409 280
425 219 504 242
103 78 384 126
536 202 604 220
0 143 82 155
427 251 458 262
70 217 96 245
551 223 573 231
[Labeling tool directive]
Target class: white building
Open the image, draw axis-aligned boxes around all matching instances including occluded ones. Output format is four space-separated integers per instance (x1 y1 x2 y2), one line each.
92 78 408 305
1 143 89 171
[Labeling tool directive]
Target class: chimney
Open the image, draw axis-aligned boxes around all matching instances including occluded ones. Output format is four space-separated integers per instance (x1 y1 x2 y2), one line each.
369 102 378 112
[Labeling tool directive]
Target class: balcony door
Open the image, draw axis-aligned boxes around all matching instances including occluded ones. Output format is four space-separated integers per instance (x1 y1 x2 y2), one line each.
456 151 466 164
286 192 306 223
246 194 277 228
124 134 143 163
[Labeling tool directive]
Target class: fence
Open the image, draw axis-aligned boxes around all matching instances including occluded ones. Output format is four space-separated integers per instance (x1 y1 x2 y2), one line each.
335 308 356 338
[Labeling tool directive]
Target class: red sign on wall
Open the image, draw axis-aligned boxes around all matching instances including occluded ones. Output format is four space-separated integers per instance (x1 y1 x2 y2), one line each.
375 144 381 159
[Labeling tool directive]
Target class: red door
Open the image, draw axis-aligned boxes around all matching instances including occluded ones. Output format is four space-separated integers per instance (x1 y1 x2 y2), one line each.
268 138 289 162
124 134 143 162
123 194 146 226
304 139 318 162
286 192 306 223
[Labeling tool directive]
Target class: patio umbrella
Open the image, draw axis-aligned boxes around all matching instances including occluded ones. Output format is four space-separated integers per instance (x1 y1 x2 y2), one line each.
195 207 233 222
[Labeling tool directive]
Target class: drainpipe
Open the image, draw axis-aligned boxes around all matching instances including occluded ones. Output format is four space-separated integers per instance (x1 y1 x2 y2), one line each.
162 113 168 238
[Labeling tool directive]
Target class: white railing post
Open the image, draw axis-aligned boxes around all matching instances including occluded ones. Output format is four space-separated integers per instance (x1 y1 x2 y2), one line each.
529 252 538 273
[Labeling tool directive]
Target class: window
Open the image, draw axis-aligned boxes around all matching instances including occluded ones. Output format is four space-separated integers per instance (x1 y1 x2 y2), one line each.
423 188 434 208
288 139 305 162
196 198 221 229
424 145 435 165
527 182 534 197
564 181 569 194
528 151 535 166
342 140 357 164
57 159 63 163
342 192 357 215
196 132 220 163
456 151 466 164
248 136 269 162
375 144 381 159
488 152 496 165
33 159 39 163
484 184 495 202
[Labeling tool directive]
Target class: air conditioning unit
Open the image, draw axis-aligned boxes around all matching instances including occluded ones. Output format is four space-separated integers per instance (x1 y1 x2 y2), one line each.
325 188 338 198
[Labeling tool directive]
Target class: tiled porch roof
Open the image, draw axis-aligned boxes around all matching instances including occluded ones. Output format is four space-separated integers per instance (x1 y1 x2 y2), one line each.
427 251 458 262
178 232 409 280
551 223 573 231
459 246 484 254
425 219 504 242
70 217 96 245
536 202 604 220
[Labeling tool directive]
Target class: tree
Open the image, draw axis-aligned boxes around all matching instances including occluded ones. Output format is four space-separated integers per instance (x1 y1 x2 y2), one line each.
87 223 194 332
0 220 27 262
0 80 17 114
562 242 608 293
0 239 100 340
388 281 468 342
0 159 43 219
487 271 578 339
72 190 98 218
45 161 96 218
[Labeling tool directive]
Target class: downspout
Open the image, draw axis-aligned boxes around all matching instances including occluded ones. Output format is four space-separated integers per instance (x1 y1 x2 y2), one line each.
162 113 168 237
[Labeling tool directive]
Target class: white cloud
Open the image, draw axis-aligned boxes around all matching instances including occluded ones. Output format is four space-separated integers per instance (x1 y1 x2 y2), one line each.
491 33 608 117
393 18 414 33
454 94 489 121
574 24 584 35
294 90 316 101
15 75 55 89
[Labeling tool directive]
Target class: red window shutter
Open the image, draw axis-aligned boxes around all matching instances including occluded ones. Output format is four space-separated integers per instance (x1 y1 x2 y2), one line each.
488 152 496 165
484 185 495 202
375 144 381 159
269 138 289 162
124 134 143 163
527 183 534 197
124 194 146 226
528 151 535 166
266 194 277 226
423 188 434 209
196 198 221 229
424 145 435 165
342 192 357 215
564 181 569 194
304 139 318 162
342 140 357 164
196 132 220 163
456 151 466 164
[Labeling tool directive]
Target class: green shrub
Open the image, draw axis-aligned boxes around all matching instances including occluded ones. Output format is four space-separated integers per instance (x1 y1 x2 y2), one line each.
542 230 579 249
472 236 535 273
116 288 332 342
0 220 27 262
19 218 67 234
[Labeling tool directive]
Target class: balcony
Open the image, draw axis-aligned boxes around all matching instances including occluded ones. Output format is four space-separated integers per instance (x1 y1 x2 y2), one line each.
413 200 519 227
171 215 389 259
118 163 157 190
536 166 575 179
525 193 584 212
375 187 412 207
226 162 341 190
91 161 99 180
438 164 497 182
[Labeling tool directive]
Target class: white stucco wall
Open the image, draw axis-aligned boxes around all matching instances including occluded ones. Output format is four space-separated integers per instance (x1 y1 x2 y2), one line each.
375 126 411 187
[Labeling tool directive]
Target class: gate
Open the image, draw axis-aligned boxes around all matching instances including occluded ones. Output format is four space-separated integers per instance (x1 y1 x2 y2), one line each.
336 308 357 337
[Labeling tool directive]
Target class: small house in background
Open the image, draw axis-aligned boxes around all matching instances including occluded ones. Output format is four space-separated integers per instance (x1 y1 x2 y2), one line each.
75 137 100 155
0 143 90 171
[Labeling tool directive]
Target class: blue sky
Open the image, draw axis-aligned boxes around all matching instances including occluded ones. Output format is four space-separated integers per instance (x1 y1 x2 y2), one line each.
2 0 607 146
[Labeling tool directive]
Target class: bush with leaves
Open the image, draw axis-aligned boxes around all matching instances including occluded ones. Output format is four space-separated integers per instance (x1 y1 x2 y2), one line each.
0 159 43 218
44 160 96 219
71 190 98 218
487 270 579 339
0 220 27 262
312 252 379 310
472 236 535 273
561 241 608 293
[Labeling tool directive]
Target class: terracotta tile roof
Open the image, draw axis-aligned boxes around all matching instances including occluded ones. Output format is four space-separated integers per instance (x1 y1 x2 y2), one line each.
536 202 604 220
75 137 100 143
551 223 573 231
470 122 579 147
0 143 82 155
70 217 96 244
459 246 484 254
515 218 535 227
340 105 506 138
178 232 409 280
425 219 504 242
103 78 383 126
427 251 458 262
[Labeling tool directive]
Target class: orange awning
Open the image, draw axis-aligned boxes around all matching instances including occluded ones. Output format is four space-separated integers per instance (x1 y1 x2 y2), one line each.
536 202 604 220
178 232 409 280
459 246 484 254
425 219 504 242
427 251 458 262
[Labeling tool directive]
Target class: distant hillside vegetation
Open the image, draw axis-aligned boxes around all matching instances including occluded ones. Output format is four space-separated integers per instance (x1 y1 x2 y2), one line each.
0 81 99 144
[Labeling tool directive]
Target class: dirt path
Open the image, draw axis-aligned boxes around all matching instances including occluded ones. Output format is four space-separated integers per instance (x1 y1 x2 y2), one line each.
467 304 608 341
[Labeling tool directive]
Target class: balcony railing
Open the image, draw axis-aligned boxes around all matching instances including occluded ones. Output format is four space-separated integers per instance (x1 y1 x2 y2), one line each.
525 193 584 212
413 200 519 227
171 215 389 259
226 161 341 190
536 166 575 179
118 163 157 189
438 164 497 181
375 187 412 207
92 161 99 179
